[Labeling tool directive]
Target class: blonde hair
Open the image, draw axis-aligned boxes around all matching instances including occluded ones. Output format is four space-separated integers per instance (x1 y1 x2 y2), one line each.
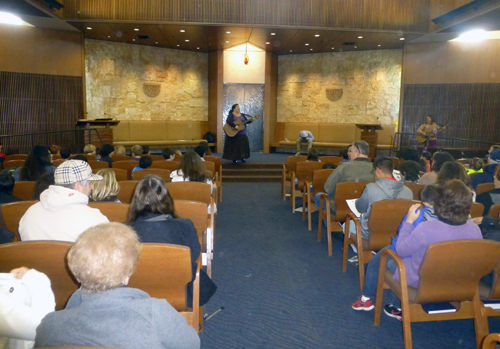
114 145 126 155
68 223 141 293
131 145 143 157
91 169 120 201
84 144 96 154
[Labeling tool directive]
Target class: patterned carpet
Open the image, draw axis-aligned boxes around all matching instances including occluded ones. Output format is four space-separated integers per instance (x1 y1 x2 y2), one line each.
199 182 500 349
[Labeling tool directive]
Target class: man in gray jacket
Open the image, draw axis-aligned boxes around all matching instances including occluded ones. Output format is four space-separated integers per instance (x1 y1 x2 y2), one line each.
354 156 413 239
316 141 374 213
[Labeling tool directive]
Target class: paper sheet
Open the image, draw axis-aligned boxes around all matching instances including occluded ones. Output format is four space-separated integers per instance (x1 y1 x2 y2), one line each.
346 199 361 218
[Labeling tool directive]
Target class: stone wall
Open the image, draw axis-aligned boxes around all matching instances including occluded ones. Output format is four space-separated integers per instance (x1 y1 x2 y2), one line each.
277 49 402 125
85 39 208 121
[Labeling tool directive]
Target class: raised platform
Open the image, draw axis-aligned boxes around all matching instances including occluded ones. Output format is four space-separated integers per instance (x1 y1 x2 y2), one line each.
222 163 282 182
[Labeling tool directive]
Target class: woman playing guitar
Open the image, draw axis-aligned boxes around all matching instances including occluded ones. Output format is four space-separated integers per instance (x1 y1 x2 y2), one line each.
223 104 260 164
416 115 446 150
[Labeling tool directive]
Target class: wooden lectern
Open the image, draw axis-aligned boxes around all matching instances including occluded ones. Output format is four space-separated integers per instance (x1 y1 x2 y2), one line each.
355 124 383 160
76 119 120 147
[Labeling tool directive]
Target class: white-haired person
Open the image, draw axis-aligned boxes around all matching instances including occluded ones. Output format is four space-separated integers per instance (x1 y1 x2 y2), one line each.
34 222 200 349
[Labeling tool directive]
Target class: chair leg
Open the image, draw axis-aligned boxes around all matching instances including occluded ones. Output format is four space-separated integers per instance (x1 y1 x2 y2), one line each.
342 221 350 272
473 292 489 349
301 191 307 221
327 216 332 256
374 253 388 326
358 251 365 292
291 189 296 212
308 204 313 231
400 297 413 349
199 306 204 332
317 206 323 242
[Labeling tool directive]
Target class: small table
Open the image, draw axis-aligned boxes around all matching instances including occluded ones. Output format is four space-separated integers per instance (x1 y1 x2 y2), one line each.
76 119 120 147
355 124 383 159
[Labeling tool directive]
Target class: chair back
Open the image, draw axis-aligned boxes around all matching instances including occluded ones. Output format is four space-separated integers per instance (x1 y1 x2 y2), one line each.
312 169 334 194
471 202 485 218
87 202 130 223
174 154 183 162
0 241 78 310
1 200 38 241
12 181 36 201
88 160 109 170
477 183 496 196
111 154 130 162
128 243 193 311
116 181 139 204
152 160 180 171
204 156 221 174
416 240 500 304
295 161 324 189
112 160 139 180
390 157 400 169
3 160 24 169
167 182 212 206
144 154 161 161
51 159 65 166
456 158 469 165
286 155 307 173
51 154 62 160
174 200 208 244
133 169 171 183
319 156 343 165
367 199 417 250
333 181 369 222
204 161 216 179
4 154 27 161
81 154 97 161
489 204 500 218
92 167 128 182
403 182 424 200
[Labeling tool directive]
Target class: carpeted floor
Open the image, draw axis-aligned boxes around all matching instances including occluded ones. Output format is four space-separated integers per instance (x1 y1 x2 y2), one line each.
199 182 500 349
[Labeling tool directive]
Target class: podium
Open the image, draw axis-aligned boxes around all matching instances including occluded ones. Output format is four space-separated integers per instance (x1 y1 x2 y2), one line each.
76 119 120 147
355 124 383 159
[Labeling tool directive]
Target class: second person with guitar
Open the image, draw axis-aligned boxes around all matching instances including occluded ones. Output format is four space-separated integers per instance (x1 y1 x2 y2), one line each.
223 104 260 164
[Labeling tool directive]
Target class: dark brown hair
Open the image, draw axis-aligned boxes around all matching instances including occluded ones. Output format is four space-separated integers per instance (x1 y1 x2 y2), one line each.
434 179 472 225
128 175 178 222
436 161 471 188
178 150 209 183
19 145 53 181
307 148 319 162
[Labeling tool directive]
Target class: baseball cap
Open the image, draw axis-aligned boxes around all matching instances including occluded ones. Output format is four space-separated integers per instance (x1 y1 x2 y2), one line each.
54 160 103 185
299 130 310 138
490 149 500 162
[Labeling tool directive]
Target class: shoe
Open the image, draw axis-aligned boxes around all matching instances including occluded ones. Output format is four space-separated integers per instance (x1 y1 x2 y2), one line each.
383 304 402 320
348 255 358 264
352 297 374 311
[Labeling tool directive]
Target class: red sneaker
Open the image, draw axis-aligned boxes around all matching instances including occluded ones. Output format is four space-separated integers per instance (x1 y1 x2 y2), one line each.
352 297 374 311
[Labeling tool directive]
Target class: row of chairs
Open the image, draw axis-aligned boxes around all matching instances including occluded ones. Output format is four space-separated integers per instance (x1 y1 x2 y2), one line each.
2 153 183 162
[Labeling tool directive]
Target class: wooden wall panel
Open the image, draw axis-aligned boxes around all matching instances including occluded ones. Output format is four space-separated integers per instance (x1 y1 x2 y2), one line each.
208 51 224 153
264 52 278 153
0 24 83 77
62 0 431 32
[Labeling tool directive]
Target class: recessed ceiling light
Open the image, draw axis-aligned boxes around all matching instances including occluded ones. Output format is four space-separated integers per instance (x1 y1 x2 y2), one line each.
305 43 309 46
185 39 189 42
315 34 320 37
0 12 23 25
266 42 270 44
290 50 292 52
107 36 111 38
354 46 357 48
177 44 180 47
358 36 363 39
271 33 276 36
378 44 381 47
400 37 405 40
226 41 229 43
331 47 334 49
197 47 200 49
132 39 135 41
155 42 158 44
180 29 185 33
226 31 231 34
134 28 139 31
87 27 92 30
310 48 313 51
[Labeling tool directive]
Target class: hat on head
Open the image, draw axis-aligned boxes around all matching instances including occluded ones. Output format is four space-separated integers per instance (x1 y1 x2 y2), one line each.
54 160 103 185
490 149 500 162
299 130 310 138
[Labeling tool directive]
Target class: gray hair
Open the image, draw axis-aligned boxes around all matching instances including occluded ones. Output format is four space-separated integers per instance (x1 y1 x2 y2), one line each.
352 141 370 156
56 179 88 190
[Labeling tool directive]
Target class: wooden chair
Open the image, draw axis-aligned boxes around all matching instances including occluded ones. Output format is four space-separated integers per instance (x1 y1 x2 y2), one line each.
92 167 128 182
0 241 78 310
470 172 479 180
113 160 140 180
88 160 110 170
116 181 138 204
489 204 500 218
482 333 500 349
456 158 469 165
204 155 222 202
403 182 424 200
318 181 369 256
471 202 485 218
152 160 180 172
52 159 65 166
144 154 161 161
128 243 200 333
204 161 218 203
174 154 183 161
12 181 36 201
304 169 334 231
374 240 500 349
290 161 324 213
3 160 24 169
133 169 171 183
81 154 97 161
111 154 130 162
343 199 417 291
281 155 307 200
319 156 343 165
4 154 27 161
88 202 130 223
0 200 38 241
51 154 62 160
477 183 496 196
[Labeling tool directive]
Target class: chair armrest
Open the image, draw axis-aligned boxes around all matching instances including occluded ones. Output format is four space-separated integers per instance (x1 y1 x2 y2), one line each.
305 181 312 200
379 248 407 297
282 164 287 179
319 193 331 217
482 333 500 349
345 213 361 246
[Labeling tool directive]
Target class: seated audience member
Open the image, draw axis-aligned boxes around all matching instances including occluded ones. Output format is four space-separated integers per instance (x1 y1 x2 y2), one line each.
59 147 71 160
398 160 421 182
0 145 5 161
418 151 454 185
49 145 60 158
98 144 115 168
322 163 336 170
352 185 438 312
33 172 55 200
488 145 500 156
14 145 56 182
34 223 200 349
466 157 484 175
142 145 151 155
315 141 374 214
436 161 472 188
0 173 21 205
476 164 500 216
83 144 96 156
193 145 206 160
351 157 413 240
340 147 350 164
162 148 175 161
19 160 109 242
70 154 88 162
128 176 217 307
130 145 143 161
198 141 212 156
306 148 320 162
114 145 126 156
295 130 314 156
132 156 153 178
90 169 120 203
393 147 422 181
174 150 182 157
471 149 500 190
420 151 432 173
0 267 55 349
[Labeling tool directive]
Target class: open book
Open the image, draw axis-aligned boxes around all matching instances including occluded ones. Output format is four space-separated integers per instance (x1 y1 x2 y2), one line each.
346 199 361 218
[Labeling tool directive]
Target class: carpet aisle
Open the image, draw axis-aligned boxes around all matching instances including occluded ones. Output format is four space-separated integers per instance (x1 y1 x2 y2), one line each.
199 182 499 348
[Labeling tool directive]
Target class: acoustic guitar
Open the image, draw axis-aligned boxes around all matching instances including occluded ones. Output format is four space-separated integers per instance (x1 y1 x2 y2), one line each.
416 123 450 144
224 114 261 137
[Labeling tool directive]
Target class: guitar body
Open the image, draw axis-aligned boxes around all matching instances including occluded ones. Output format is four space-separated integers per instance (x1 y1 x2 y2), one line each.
416 123 450 143
224 114 261 137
